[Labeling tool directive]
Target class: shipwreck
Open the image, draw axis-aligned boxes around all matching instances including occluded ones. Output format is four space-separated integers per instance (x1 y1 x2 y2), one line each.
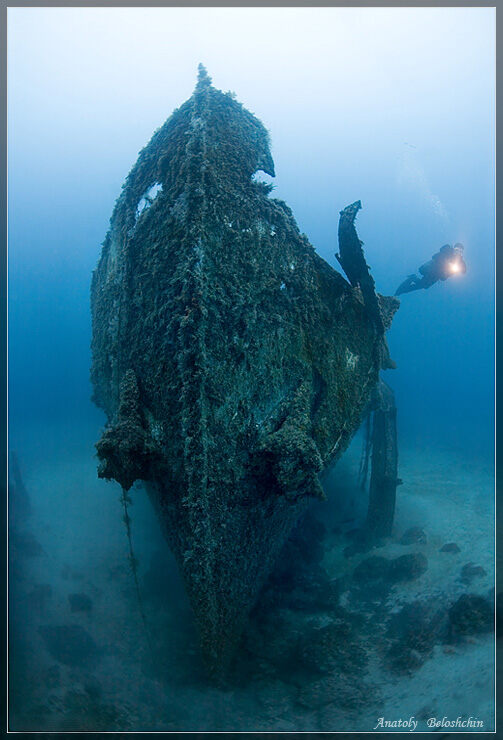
91 66 399 675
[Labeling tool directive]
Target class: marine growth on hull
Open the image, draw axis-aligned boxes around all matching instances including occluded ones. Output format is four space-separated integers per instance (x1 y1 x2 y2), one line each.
90 65 399 676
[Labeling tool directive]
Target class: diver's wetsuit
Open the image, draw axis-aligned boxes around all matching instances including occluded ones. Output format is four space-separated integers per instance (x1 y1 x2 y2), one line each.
395 244 466 296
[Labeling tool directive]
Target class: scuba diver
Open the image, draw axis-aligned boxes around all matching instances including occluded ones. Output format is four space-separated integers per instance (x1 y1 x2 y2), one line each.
395 243 466 296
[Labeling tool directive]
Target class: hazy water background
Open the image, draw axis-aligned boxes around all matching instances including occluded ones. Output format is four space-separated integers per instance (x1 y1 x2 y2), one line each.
7 7 495 731
8 7 494 458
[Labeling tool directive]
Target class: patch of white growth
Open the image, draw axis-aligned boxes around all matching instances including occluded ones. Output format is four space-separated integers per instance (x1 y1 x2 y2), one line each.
251 171 275 187
345 347 358 371
135 182 163 220
147 182 162 200
136 200 148 218
255 220 277 238
280 282 286 291
289 262 295 271
255 220 267 237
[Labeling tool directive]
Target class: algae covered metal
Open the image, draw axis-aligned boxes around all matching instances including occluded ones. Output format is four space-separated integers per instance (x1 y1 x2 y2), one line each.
91 66 398 674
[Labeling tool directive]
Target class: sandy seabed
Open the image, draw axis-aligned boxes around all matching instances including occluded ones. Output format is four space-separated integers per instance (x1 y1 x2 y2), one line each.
8 416 495 732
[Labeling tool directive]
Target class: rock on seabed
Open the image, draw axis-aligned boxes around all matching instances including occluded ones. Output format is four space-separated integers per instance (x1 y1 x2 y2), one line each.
91 65 398 676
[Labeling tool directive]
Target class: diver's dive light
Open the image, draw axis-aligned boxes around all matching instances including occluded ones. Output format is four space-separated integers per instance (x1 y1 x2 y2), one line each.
449 261 461 274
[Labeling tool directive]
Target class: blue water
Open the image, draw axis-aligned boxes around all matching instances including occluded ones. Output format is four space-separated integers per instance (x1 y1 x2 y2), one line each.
7 7 495 732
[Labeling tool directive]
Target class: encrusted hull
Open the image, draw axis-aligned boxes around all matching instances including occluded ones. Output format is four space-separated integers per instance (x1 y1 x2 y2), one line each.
90 66 398 674
145 479 309 673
